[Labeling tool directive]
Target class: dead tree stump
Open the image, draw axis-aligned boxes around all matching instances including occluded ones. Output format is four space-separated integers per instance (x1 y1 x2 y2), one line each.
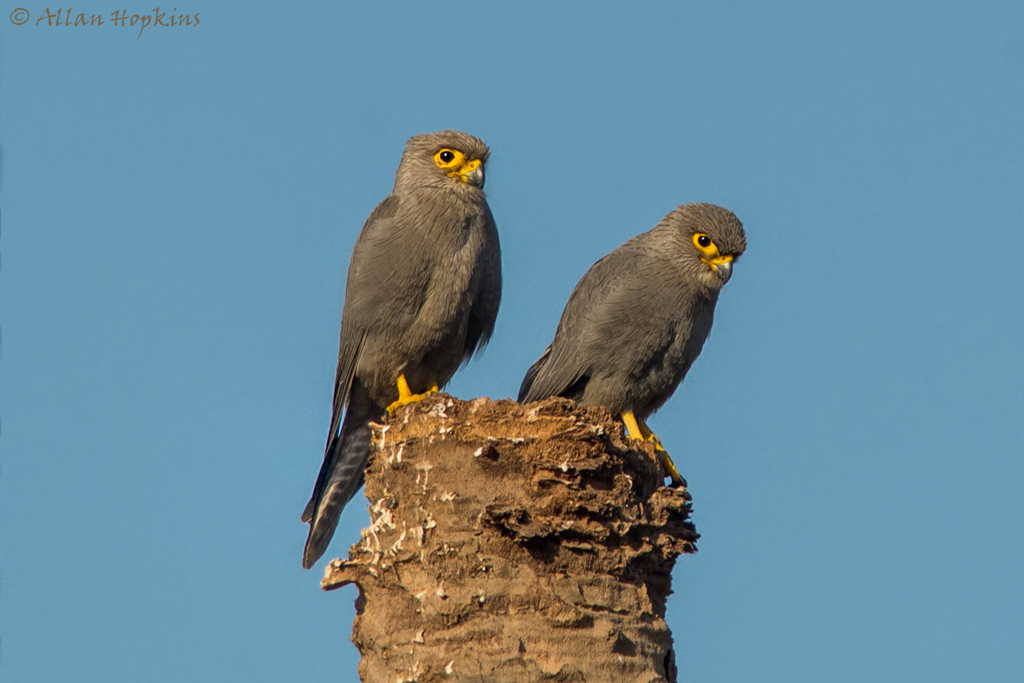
322 394 698 683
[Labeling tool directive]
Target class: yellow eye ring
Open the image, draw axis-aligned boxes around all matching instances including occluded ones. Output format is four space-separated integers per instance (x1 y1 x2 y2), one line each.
434 148 462 168
692 232 718 257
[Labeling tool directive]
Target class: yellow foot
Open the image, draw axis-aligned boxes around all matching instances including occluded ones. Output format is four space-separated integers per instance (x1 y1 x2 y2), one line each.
621 411 644 440
654 444 687 488
386 374 439 416
620 411 687 487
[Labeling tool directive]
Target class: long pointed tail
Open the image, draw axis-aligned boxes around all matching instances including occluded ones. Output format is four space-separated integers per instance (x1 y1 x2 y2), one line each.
302 379 382 569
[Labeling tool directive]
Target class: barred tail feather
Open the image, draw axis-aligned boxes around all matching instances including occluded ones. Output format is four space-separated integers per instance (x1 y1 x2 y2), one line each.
302 379 382 569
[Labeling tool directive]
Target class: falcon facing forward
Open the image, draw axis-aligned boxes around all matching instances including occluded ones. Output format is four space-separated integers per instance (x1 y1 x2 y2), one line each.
302 130 501 569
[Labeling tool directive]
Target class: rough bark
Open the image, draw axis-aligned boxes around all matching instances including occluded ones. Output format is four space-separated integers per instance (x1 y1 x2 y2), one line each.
322 394 698 683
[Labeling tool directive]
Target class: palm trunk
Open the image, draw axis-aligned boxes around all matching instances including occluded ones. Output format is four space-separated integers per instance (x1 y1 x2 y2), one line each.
322 395 697 683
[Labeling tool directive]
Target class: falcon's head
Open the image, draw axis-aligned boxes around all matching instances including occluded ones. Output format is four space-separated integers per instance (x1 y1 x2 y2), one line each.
395 130 490 193
668 203 747 290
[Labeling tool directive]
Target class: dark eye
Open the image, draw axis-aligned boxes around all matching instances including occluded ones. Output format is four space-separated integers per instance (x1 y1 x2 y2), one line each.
697 235 712 248
439 150 455 163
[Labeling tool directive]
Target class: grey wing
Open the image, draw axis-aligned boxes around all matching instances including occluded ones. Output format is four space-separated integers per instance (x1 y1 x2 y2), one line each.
464 207 502 358
326 195 402 459
518 247 633 403
301 196 400 528
516 323 589 404
518 344 566 402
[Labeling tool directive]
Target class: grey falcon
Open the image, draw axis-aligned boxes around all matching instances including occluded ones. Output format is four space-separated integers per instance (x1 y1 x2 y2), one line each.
302 130 501 569
518 203 746 483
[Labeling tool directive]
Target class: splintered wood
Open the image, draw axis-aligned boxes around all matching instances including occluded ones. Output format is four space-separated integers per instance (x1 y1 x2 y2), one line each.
323 395 697 683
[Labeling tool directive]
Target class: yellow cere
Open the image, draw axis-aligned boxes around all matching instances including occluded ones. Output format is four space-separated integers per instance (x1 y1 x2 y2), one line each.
433 148 482 182
692 232 734 267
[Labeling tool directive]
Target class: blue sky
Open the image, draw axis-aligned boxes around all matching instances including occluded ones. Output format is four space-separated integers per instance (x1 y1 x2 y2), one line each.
1 1 1022 681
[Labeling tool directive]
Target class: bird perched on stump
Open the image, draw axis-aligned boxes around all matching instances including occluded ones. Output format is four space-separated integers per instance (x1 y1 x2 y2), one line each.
518 203 746 484
302 130 502 569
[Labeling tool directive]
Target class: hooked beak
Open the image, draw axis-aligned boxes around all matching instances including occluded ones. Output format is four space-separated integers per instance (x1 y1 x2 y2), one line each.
451 159 485 188
708 256 734 283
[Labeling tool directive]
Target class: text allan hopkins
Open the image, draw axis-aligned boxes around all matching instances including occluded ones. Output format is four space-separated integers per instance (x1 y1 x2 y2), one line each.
34 8 199 38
